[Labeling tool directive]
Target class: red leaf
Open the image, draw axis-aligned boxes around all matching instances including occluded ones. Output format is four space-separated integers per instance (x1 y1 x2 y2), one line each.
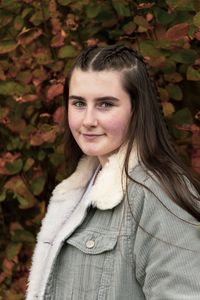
166 23 189 41
3 259 15 276
30 131 44 146
41 127 59 143
146 13 154 22
5 175 36 208
176 124 200 134
53 106 65 126
18 28 42 45
30 126 59 146
86 38 99 46
195 29 200 41
7 119 26 134
192 149 200 174
14 94 38 103
0 153 21 175
51 30 67 48
46 83 63 101
137 2 155 9
0 272 6 284
195 111 200 121
0 107 10 124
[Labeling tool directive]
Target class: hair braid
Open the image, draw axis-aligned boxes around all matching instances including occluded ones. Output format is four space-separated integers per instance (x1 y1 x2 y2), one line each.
128 47 177 154
75 45 98 70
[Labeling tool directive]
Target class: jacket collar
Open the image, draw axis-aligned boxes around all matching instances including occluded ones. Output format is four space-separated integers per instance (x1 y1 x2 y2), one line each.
51 145 139 210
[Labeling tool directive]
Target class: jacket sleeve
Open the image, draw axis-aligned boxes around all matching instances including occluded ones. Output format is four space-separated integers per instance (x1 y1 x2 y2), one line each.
132 179 200 300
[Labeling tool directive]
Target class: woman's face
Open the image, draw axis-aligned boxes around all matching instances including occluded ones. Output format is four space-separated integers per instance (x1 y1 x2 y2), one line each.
68 68 132 166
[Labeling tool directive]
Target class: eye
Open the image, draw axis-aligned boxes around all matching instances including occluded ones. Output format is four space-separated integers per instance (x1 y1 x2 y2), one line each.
98 101 114 108
72 101 86 108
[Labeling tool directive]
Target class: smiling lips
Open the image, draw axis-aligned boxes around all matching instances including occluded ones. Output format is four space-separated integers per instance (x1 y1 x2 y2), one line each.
82 133 103 140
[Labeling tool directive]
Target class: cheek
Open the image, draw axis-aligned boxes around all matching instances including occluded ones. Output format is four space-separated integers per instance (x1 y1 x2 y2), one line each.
106 115 130 136
68 110 78 133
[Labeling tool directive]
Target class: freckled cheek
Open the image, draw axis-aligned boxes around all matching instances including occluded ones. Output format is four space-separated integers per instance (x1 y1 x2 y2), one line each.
105 117 129 137
68 114 80 134
68 110 80 130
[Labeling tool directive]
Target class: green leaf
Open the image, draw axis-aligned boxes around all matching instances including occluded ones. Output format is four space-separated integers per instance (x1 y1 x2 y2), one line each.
95 4 116 22
193 11 200 27
21 7 33 19
11 229 35 243
38 150 46 161
86 3 102 18
187 66 200 81
5 176 36 209
192 0 200 11
166 84 183 101
0 40 18 54
161 60 176 74
0 190 6 202
174 11 193 24
57 0 73 5
29 9 50 26
7 137 24 151
23 158 35 172
79 25 102 40
0 0 22 12
170 49 196 64
169 108 193 139
166 0 194 10
153 7 175 25
158 88 169 102
162 102 175 118
164 72 183 83
15 194 31 209
134 16 149 29
31 176 46 196
6 242 22 260
0 81 30 96
0 11 13 28
69 1 86 11
140 41 162 58
112 0 131 17
5 159 23 175
14 15 24 31
58 45 79 58
49 153 64 167
123 21 136 35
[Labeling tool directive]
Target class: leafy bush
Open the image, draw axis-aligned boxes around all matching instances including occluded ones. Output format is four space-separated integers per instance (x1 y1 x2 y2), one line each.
0 0 199 298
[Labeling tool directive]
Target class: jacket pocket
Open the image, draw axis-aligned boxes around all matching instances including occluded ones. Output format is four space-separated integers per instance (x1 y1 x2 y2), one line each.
66 230 118 254
54 230 118 299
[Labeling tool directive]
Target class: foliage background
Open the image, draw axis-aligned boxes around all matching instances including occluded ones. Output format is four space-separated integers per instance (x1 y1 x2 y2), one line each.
0 0 200 298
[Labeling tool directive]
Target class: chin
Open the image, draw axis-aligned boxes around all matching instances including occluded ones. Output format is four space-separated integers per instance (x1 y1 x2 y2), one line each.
81 148 103 157
83 151 100 157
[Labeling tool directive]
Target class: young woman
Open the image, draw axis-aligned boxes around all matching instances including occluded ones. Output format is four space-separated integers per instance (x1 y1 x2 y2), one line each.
26 45 200 300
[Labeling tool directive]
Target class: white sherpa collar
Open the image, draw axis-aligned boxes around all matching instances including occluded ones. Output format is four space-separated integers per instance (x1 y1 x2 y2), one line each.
51 145 139 210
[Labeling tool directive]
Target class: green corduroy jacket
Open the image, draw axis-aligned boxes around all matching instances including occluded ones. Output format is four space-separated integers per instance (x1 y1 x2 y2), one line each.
26 148 200 300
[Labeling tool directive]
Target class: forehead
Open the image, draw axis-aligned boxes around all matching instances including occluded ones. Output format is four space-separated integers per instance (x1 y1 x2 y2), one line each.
69 68 126 97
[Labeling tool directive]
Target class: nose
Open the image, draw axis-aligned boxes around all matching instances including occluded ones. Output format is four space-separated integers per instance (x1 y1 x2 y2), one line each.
82 107 98 127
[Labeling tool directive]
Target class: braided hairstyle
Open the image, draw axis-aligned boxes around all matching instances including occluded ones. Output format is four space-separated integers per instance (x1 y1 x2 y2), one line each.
63 44 200 220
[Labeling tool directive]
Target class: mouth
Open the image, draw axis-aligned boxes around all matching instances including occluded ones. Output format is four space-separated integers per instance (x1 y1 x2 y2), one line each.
82 133 103 140
82 133 103 137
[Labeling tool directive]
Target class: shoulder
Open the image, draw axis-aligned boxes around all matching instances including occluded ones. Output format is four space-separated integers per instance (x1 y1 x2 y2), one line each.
128 164 198 222
127 165 199 250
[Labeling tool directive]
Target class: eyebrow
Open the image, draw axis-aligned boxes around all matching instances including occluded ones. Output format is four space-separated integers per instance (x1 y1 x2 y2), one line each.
68 95 120 102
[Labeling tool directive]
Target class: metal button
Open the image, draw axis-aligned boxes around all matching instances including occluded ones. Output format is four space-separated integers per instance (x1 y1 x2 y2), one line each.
86 239 95 249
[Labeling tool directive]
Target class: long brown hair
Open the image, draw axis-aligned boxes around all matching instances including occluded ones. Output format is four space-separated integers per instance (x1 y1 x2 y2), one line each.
63 45 200 221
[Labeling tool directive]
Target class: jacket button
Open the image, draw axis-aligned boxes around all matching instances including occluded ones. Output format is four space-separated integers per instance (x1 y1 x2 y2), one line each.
86 239 95 249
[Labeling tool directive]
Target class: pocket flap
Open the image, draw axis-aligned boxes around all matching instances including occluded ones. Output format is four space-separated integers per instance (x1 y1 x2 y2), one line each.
66 230 118 254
